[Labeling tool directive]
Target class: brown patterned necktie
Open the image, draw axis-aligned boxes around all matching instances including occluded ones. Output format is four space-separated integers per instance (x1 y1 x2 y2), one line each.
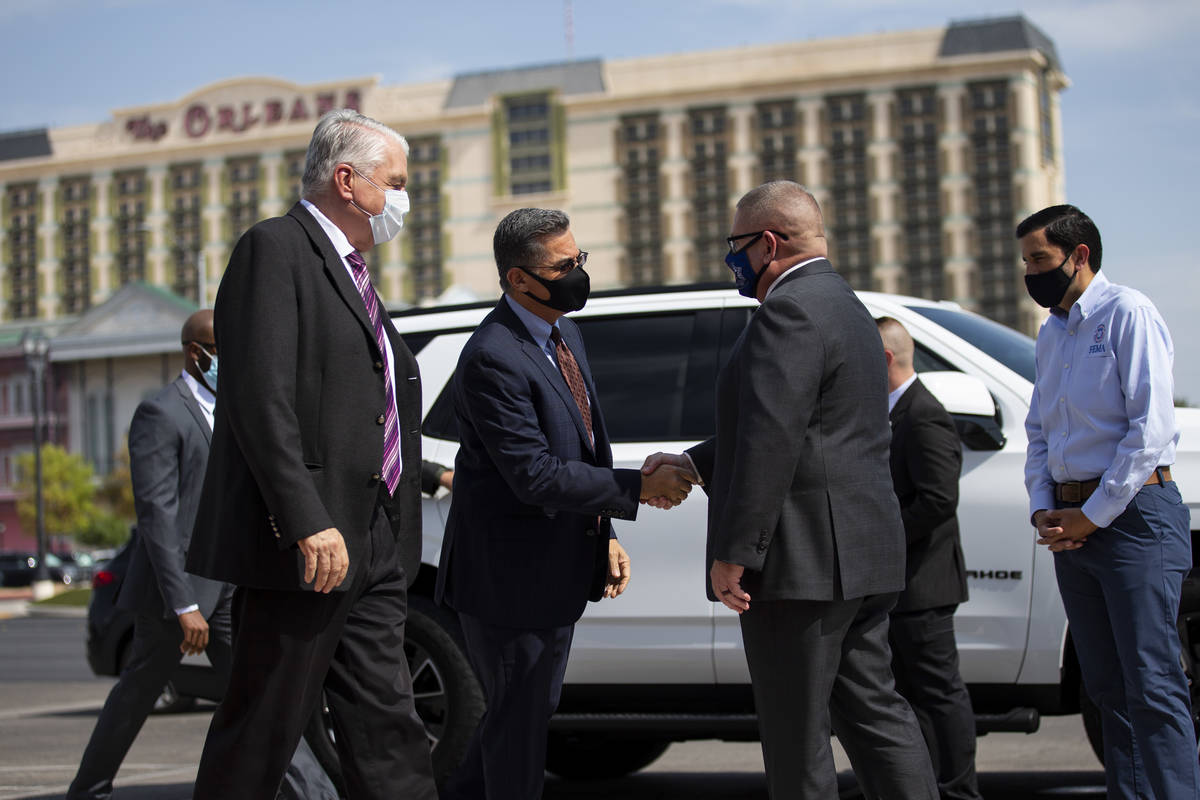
550 327 594 448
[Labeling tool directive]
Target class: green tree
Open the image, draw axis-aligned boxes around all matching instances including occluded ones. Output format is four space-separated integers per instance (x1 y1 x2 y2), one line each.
15 445 133 549
15 445 97 539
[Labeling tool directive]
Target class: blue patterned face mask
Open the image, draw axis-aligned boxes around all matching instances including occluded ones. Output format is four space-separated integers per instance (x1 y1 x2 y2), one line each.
725 247 762 299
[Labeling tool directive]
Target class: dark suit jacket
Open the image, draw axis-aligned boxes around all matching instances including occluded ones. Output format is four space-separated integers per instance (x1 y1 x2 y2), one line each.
688 259 905 602
118 376 225 619
435 298 641 629
888 377 969 612
186 203 423 590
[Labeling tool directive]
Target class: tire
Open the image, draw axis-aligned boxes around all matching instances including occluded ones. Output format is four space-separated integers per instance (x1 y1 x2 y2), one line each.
303 596 484 790
545 733 671 780
117 641 196 714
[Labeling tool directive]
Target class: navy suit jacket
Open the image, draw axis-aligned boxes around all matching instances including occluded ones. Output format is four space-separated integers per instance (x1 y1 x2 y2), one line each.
435 298 641 629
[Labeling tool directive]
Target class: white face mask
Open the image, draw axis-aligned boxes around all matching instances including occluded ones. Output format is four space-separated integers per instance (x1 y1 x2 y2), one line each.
352 169 410 245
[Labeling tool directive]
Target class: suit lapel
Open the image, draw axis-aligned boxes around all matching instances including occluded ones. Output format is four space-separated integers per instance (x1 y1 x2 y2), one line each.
496 300 596 454
288 204 378 355
172 377 212 444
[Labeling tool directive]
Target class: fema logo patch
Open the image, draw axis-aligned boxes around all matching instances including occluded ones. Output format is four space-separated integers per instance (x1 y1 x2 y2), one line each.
1088 323 1107 356
1093 324 1105 343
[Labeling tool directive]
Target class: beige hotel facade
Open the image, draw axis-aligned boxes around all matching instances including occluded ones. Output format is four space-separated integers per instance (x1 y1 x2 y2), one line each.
0 16 1066 548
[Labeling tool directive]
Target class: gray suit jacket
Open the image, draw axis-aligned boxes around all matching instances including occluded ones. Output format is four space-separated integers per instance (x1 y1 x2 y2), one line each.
688 259 906 602
118 376 226 619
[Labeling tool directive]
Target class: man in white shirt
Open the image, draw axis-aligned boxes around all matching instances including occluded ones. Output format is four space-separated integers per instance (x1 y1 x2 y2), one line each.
1021 204 1198 799
68 310 335 800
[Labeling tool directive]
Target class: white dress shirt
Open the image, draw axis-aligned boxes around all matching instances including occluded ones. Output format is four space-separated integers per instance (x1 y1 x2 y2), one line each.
299 198 402 473
763 256 825 301
175 369 214 617
887 373 918 414
1024 271 1178 527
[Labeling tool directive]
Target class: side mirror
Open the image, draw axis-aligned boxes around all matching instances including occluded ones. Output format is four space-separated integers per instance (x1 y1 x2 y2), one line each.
919 371 1007 452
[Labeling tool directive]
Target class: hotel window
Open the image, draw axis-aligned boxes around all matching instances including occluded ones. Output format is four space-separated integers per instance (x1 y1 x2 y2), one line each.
169 162 203 302
896 87 944 300
824 93 872 289
60 175 92 313
227 155 260 244
619 113 664 286
964 79 1018 327
687 106 731 282
114 169 147 287
6 182 39 319
1039 69 1055 165
285 149 307 202
756 99 799 183
497 92 560 196
406 136 444 303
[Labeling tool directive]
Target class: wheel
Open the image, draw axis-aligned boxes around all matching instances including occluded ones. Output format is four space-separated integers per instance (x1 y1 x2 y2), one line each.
545 733 671 780
303 596 484 790
117 641 196 714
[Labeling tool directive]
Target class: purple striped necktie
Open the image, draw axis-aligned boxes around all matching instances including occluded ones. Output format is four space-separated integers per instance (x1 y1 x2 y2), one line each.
346 251 402 495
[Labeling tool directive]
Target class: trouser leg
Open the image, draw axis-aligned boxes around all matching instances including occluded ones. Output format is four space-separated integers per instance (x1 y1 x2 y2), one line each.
442 613 573 800
889 605 981 800
322 512 436 800
739 598 849 800
830 592 938 800
67 614 184 800
1060 484 1200 800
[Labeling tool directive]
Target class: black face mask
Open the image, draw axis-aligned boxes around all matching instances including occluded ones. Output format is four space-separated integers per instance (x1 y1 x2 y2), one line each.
1024 250 1077 309
520 266 591 313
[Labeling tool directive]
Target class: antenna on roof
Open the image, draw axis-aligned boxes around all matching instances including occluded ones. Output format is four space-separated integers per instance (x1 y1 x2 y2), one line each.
564 0 575 62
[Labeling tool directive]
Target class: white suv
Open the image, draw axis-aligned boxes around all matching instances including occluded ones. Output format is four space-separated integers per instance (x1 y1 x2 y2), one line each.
351 285 1200 783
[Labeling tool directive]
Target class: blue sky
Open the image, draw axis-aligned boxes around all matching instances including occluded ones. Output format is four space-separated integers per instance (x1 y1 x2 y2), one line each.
2 0 1198 400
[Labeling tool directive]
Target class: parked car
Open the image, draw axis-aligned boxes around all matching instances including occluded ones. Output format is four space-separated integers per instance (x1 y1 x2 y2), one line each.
0 551 83 587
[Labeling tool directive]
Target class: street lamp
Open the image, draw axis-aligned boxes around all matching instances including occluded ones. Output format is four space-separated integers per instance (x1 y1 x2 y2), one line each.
20 328 54 601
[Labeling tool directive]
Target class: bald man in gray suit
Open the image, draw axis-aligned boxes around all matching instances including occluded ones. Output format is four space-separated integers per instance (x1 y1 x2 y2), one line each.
647 182 936 799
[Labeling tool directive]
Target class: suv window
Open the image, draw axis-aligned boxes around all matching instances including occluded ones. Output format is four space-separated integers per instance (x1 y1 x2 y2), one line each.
906 305 1036 383
421 309 731 444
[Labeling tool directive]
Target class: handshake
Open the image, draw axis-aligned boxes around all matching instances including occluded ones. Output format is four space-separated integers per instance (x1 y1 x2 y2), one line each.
637 452 699 509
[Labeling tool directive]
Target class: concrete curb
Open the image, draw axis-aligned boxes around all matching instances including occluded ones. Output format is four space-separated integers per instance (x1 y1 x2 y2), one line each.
26 603 87 618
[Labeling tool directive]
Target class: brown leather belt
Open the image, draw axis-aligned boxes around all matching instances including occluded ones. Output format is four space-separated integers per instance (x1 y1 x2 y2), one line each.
1054 467 1172 504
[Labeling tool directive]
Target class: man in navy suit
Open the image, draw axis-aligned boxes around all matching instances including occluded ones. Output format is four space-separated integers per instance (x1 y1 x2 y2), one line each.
436 208 694 799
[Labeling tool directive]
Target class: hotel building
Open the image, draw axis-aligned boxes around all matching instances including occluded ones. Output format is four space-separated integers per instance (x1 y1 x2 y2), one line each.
0 15 1066 547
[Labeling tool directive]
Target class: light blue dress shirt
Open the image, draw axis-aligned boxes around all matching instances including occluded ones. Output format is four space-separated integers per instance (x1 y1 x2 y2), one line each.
505 294 558 365
1024 271 1178 527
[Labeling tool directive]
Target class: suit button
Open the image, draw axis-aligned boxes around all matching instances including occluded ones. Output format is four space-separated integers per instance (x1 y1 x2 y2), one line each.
756 544 767 553
585 528 597 537
375 360 384 370
371 473 381 482
376 414 385 425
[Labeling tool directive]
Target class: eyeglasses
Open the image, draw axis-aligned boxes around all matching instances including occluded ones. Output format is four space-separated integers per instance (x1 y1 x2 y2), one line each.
726 230 789 255
519 250 588 276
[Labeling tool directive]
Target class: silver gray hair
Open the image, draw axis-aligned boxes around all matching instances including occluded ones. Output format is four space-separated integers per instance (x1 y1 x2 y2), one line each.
300 109 409 200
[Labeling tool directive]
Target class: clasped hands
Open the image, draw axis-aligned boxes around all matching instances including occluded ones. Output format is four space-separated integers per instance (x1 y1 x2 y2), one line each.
1033 507 1097 552
638 452 698 509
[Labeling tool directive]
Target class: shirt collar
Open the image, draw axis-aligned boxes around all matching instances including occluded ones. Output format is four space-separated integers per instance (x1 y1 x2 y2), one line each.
504 294 556 352
300 198 356 260
888 373 918 413
181 369 215 413
1050 270 1110 324
763 256 824 301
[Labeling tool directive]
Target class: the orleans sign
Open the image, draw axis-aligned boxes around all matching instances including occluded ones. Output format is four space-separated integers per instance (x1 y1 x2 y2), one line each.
122 81 366 143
